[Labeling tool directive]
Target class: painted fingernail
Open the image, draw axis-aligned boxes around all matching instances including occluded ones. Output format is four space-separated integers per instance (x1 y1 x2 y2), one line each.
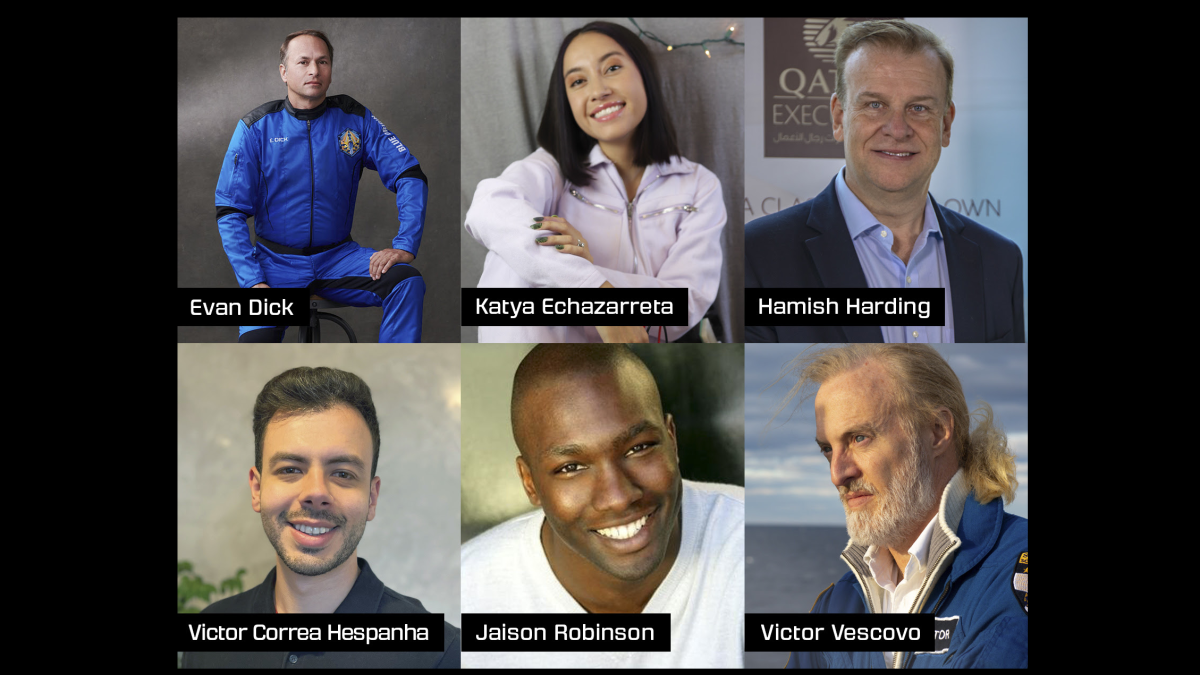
555 245 564 250
530 223 541 229
536 237 547 243
551 215 559 218
533 217 544 222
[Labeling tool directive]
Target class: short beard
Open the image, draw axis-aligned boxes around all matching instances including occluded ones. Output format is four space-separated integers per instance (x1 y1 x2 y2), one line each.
841 427 939 550
261 507 366 577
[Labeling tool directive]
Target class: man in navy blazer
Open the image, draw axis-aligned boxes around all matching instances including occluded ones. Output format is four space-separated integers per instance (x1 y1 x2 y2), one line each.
745 20 1024 343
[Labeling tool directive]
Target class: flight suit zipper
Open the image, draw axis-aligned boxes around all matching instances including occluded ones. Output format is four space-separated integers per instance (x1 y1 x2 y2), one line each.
896 540 959 668
307 119 315 249
639 204 697 218
626 173 663 275
900 574 955 668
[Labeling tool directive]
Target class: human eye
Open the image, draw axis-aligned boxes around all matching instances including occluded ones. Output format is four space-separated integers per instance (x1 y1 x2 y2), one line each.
867 101 883 110
332 470 355 480
277 466 302 475
555 462 586 475
625 441 657 457
910 104 927 113
606 63 622 74
569 77 585 88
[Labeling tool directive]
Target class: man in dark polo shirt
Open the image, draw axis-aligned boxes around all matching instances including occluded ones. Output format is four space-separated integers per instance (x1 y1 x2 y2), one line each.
182 366 460 668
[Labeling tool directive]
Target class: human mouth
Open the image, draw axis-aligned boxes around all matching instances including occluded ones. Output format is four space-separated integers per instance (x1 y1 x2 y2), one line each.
874 150 916 160
591 101 625 122
288 519 338 545
843 490 874 508
595 512 650 540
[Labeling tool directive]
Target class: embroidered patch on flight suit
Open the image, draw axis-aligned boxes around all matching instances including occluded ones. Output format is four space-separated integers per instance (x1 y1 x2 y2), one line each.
915 616 959 655
338 128 361 157
1011 552 1028 614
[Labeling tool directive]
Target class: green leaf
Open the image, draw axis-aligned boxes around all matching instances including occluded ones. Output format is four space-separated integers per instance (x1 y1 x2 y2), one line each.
177 560 194 574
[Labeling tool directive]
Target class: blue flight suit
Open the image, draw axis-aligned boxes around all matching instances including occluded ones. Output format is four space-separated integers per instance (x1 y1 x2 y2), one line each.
215 95 427 342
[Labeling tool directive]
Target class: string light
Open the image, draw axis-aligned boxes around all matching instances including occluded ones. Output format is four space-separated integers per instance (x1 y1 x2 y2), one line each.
627 18 744 57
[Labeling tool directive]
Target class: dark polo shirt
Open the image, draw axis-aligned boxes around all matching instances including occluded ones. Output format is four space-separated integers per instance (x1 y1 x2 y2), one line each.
182 558 460 668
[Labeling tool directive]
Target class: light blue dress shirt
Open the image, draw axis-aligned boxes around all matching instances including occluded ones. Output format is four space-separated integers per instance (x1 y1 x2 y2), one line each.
835 168 955 343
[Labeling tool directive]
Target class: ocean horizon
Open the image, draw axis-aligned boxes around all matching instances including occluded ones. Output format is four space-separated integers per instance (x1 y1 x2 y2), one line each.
744 524 849 670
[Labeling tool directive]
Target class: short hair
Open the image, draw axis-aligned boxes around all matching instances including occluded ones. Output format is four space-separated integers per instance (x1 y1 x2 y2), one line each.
537 21 681 187
834 19 955 108
777 344 1016 504
280 29 334 67
511 345 662 454
253 366 380 478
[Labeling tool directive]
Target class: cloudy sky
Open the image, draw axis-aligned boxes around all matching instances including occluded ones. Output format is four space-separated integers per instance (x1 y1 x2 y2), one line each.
744 344 1028 525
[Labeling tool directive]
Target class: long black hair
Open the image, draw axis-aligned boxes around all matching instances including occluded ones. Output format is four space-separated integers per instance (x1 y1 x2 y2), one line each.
536 21 680 187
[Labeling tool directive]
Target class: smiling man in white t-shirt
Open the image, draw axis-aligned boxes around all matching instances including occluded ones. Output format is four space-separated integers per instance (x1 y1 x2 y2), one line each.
461 345 744 668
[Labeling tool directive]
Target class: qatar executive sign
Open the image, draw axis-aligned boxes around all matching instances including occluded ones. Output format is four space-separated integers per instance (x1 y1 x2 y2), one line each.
763 17 899 158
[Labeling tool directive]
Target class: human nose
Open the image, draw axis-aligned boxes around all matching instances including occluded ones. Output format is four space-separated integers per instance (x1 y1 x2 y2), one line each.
298 470 334 508
882 107 912 138
588 77 612 100
829 446 862 490
592 463 641 512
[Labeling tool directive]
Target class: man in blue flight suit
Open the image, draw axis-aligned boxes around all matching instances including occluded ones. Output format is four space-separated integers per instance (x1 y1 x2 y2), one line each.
215 29 428 342
784 344 1027 668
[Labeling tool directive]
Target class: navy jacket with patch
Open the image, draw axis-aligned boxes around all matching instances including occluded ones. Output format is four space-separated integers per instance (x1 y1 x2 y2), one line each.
214 95 428 289
787 489 1028 668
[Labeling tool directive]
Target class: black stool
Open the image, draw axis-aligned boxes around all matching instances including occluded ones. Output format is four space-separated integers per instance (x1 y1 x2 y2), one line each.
297 296 358 343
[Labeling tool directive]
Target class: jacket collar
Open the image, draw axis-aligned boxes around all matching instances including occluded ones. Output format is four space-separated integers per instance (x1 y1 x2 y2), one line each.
284 95 328 121
839 469 973 613
585 144 694 182
804 176 881 342
247 557 384 613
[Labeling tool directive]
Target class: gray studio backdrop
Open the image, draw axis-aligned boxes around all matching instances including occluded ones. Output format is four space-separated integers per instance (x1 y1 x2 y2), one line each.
178 344 462 626
461 343 745 543
178 18 461 343
459 18 745 343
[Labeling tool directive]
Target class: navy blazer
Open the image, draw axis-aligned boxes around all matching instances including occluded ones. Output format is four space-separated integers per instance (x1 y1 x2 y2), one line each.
745 177 1025 343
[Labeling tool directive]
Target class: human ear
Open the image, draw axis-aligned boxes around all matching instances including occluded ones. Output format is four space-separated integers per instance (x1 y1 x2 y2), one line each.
831 93 845 142
664 413 678 461
930 408 955 459
250 466 263 513
941 101 956 147
516 456 541 507
367 476 381 521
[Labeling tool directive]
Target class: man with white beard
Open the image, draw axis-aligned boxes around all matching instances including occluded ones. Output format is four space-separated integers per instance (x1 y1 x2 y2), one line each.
781 344 1027 669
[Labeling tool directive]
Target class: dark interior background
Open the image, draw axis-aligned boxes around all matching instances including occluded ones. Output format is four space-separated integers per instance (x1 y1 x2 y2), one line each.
177 18 461 343
460 343 745 543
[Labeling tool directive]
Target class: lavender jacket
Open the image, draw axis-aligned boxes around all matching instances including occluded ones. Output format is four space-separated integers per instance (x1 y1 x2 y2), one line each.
465 145 726 343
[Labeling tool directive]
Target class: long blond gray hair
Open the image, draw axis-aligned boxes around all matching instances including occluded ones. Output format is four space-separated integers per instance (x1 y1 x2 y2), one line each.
775 344 1017 504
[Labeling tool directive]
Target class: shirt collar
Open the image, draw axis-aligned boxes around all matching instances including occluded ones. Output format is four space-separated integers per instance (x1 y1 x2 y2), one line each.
834 167 942 243
284 95 328 121
862 509 939 590
256 557 384 613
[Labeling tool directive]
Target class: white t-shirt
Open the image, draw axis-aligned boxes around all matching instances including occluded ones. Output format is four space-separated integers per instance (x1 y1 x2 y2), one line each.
460 479 745 668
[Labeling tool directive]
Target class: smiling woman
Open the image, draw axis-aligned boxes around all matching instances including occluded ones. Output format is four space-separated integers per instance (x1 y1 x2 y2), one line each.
463 20 730 344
